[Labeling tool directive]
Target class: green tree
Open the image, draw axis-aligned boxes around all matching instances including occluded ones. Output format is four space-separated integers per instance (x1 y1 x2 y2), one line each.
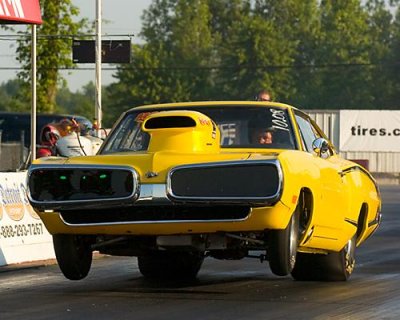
363 0 397 108
209 0 256 99
307 0 373 108
56 82 95 118
15 0 88 113
0 79 27 111
371 1 400 109
281 0 321 107
107 0 400 112
294 0 400 109
170 0 215 99
108 0 216 119
225 0 319 102
110 0 322 104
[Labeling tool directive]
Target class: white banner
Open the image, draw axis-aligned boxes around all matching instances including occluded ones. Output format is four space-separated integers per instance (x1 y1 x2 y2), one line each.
0 172 54 266
339 110 400 152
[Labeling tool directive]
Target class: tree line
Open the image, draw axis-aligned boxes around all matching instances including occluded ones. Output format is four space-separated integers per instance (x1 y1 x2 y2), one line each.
1 0 400 127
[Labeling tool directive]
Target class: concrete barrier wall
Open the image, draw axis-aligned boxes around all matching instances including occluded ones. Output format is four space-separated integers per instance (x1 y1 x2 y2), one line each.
0 171 55 266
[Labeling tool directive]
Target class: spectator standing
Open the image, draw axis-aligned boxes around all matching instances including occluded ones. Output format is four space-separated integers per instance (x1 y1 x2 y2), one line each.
255 90 272 102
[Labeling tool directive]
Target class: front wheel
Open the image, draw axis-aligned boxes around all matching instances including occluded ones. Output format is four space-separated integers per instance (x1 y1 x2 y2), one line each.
268 209 300 276
53 234 93 280
291 235 356 281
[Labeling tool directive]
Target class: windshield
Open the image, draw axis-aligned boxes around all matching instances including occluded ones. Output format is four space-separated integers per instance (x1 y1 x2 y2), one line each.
101 105 296 154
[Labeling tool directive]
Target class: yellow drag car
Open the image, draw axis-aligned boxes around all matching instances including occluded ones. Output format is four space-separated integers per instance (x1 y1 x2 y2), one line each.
27 101 381 281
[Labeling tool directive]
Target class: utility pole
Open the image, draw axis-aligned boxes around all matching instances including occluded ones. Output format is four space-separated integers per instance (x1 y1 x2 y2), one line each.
31 24 37 161
95 0 102 136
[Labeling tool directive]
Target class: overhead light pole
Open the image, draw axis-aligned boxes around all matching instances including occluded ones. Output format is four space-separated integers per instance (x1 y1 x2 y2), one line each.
31 24 37 161
95 0 102 136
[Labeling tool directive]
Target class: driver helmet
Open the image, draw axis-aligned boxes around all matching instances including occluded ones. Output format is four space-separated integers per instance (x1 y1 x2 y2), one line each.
40 124 61 146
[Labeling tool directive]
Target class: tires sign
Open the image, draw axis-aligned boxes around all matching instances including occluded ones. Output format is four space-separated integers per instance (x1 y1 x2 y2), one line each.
339 110 400 152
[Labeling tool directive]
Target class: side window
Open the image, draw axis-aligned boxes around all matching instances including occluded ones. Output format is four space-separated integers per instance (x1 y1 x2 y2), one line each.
219 122 241 146
295 114 320 153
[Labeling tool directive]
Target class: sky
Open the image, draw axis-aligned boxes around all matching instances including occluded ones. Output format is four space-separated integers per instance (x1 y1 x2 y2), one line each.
0 0 153 92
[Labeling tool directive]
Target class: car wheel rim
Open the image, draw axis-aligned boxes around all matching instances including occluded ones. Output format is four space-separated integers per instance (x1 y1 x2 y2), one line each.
344 237 355 274
289 215 298 268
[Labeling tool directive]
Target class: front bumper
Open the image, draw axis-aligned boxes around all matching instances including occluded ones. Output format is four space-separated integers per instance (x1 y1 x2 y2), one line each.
28 160 292 234
36 199 292 235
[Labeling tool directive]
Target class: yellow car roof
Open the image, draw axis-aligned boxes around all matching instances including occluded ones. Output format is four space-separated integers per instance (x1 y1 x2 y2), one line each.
127 101 297 112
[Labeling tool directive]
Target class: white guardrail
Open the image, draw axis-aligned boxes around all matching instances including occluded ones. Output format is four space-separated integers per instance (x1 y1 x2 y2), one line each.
0 171 55 266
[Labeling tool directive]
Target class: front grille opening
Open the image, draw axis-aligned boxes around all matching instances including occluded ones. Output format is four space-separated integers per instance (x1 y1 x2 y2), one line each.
60 206 251 224
29 168 135 202
170 164 279 198
144 116 196 129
